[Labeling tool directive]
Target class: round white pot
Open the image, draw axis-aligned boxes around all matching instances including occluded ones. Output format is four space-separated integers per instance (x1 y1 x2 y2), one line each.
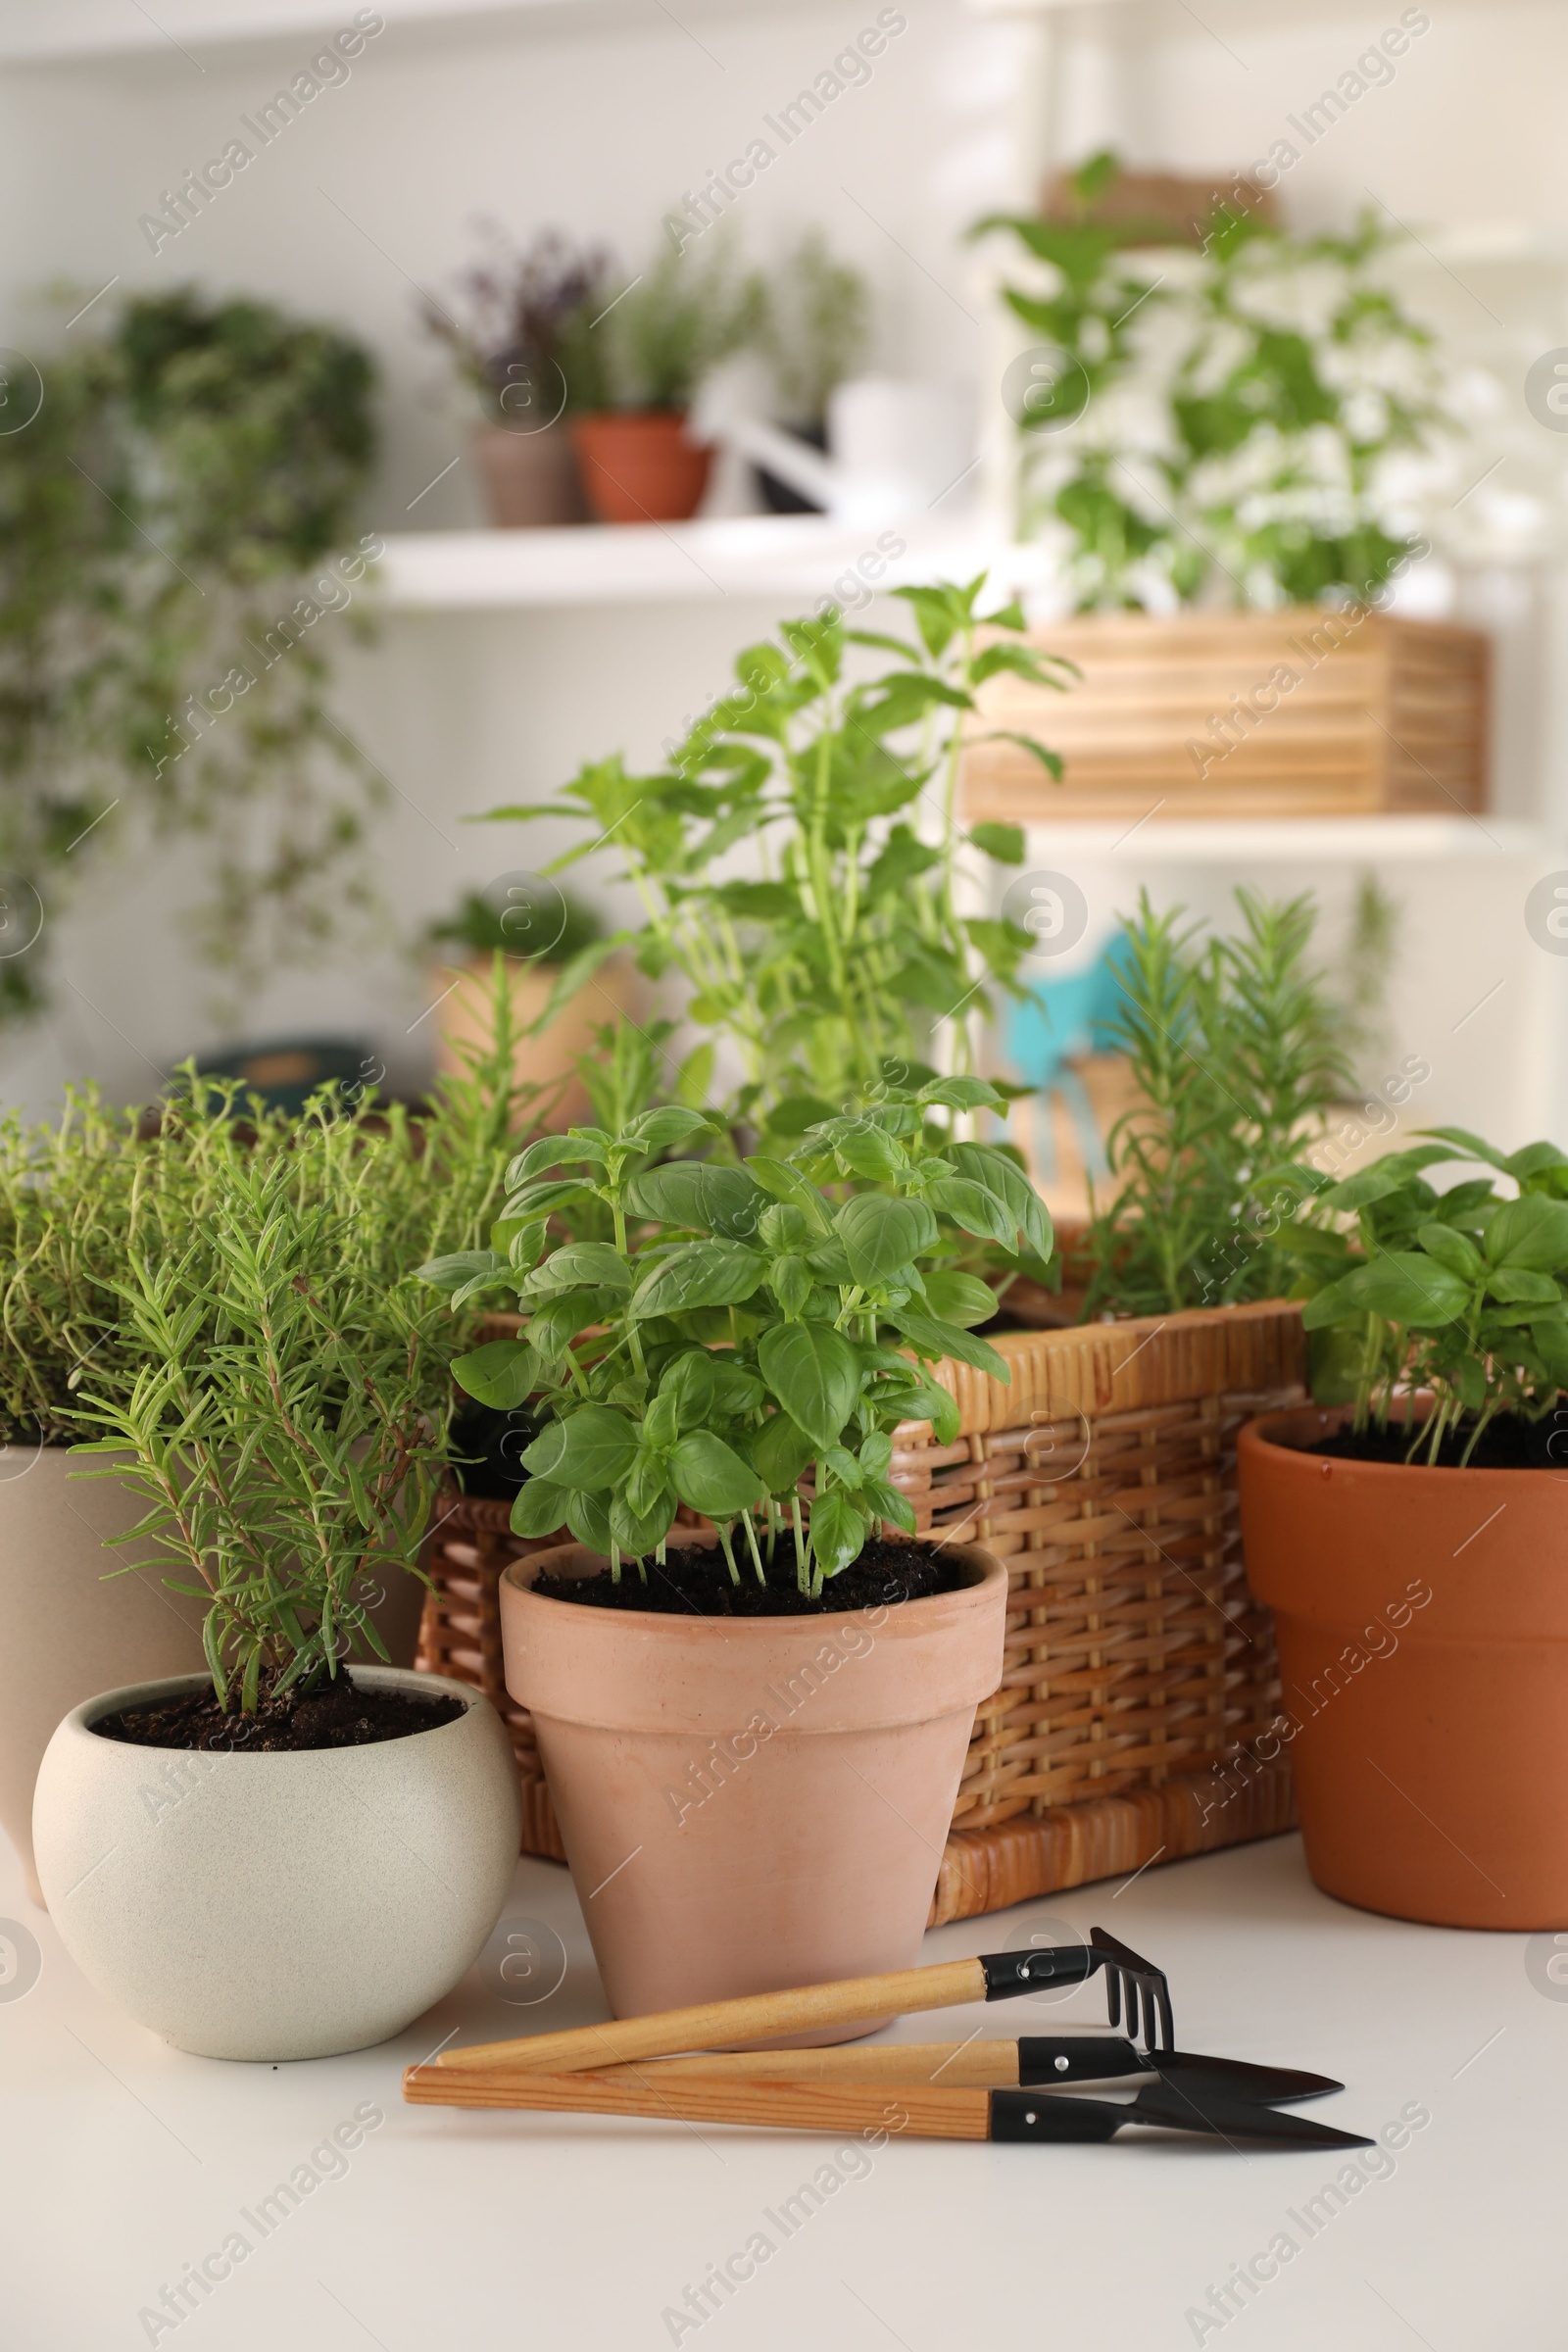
0 1447 429 1907
32 1667 521 2060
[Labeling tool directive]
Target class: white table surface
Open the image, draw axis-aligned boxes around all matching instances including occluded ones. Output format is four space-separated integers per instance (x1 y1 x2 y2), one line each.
1 1827 1558 2352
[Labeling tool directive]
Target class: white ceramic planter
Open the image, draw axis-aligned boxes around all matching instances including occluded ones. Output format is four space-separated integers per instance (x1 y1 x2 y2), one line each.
32 1667 521 2060
0 1446 428 1906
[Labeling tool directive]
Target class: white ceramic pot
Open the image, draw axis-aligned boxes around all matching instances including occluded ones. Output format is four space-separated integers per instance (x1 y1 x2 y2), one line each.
0 1447 427 1906
32 1667 521 2060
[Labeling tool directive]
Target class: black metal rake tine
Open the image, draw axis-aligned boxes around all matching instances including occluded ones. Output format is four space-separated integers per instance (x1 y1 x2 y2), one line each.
1089 1927 1174 2056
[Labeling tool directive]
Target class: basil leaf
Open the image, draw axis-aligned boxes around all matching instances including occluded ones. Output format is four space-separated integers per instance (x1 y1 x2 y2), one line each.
668 1432 765 1518
610 1491 677 1558
834 1194 941 1286
1484 1194 1568 1272
630 1241 767 1319
620 1104 714 1152
950 1143 1054 1263
758 1320 861 1448
753 1412 815 1496
510 1479 569 1540
528 1242 631 1294
417 1250 504 1295
808 1491 867 1578
521 1404 639 1491
626 1161 766 1241
452 1339 538 1410
924 1174 1017 1250
916 1076 1005 1110
863 1477 917 1535
564 1490 613 1552
746 1155 834 1233
893 1309 1009 1379
920 1269 1000 1329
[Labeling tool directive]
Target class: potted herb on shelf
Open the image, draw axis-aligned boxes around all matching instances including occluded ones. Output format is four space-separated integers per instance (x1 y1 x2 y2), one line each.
33 1125 522 2060
966 155 1489 820
420 1078 1051 2014
423 222 613 528
567 241 765 522
754 230 869 514
1239 1129 1568 1929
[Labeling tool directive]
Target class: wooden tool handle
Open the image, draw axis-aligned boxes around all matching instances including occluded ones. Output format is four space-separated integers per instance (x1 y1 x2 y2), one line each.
434 1955 987 2076
404 2064 991 2140
587 2040 1021 2089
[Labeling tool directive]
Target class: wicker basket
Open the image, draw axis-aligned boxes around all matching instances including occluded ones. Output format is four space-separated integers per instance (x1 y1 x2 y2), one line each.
416 1299 1305 1920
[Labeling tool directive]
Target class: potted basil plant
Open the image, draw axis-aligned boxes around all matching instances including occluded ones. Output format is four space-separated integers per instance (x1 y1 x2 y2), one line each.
1239 1128 1568 1931
31 1123 521 2061
421 1076 1052 2017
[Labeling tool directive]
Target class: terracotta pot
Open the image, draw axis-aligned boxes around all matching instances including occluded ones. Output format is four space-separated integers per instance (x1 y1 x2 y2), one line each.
570 410 712 524
431 951 643 1130
499 1539 1007 2027
1239 1402 1568 1929
470 422 588 529
0 1446 427 1908
33 1667 520 2060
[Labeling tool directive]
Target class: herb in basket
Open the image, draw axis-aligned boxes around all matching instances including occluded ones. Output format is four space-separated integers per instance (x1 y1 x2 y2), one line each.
419 1077 1054 1595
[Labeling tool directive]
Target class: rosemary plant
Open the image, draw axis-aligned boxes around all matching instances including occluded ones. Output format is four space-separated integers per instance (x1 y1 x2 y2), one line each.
1086 888 1352 1315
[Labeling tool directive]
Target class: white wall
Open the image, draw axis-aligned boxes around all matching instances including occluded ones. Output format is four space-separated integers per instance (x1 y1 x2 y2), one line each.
1 0 1564 1147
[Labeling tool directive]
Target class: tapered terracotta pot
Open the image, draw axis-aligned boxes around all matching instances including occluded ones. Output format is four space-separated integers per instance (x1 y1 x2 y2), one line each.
570 410 711 523
499 1540 1006 2026
471 423 588 528
1239 1403 1568 1929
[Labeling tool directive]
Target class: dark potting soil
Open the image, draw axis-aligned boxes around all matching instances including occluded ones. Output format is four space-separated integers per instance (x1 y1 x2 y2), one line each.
1273 1413 1568 1472
92 1666 466 1753
532 1537 967 1619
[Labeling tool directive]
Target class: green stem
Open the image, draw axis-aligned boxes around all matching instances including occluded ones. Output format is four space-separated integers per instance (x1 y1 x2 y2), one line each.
717 1522 741 1586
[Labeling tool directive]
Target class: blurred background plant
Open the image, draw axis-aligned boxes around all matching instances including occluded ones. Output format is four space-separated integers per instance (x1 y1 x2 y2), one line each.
978 152 1455 612
760 229 869 430
421 220 616 424
0 286 382 1024
579 237 767 413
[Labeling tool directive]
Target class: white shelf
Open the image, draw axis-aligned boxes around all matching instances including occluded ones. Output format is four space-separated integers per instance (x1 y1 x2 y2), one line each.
377 513 1041 612
0 0 786 66
1015 814 1546 861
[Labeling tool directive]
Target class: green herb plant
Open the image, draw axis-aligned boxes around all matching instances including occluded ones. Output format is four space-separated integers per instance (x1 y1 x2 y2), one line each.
488 576 1072 1128
1284 1129 1568 1466
1087 887 1352 1316
421 1074 1053 1595
570 239 765 413
0 287 380 1018
427 881 604 967
976 153 1448 612
760 230 869 428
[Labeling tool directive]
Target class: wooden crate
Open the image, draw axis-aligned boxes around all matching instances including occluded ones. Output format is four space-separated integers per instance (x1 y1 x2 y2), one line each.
964 610 1490 821
416 1301 1305 1921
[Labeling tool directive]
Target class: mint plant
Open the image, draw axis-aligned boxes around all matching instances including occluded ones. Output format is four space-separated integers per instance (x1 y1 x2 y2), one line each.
421 1076 1053 1594
486 576 1071 1128
1284 1129 1568 1465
